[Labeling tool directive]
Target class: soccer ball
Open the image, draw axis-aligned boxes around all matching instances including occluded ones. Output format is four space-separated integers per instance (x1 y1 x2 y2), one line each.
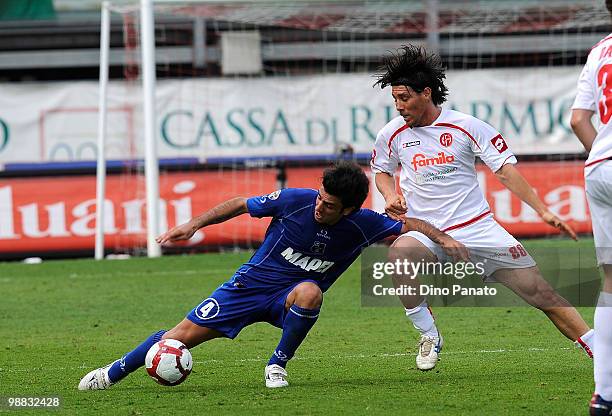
145 339 193 386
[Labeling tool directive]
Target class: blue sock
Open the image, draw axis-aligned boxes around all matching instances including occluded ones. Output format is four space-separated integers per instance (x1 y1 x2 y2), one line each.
268 305 320 368
107 330 166 383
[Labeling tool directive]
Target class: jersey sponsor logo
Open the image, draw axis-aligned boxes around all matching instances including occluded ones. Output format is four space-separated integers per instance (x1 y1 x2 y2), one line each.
195 297 220 321
280 246 334 273
490 134 509 153
439 133 453 147
316 229 331 240
402 140 420 148
410 152 455 172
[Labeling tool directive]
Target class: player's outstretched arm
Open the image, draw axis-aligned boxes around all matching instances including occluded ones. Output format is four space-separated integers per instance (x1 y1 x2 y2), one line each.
401 218 470 262
570 109 597 152
156 197 248 244
375 172 407 221
494 164 578 240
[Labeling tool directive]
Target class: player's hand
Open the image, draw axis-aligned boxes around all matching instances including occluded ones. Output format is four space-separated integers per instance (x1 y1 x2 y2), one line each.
438 235 471 262
541 211 578 241
156 221 198 245
384 193 407 221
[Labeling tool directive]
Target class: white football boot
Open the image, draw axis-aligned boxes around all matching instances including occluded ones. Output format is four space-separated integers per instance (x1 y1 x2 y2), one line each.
264 364 289 388
78 364 113 390
416 334 443 371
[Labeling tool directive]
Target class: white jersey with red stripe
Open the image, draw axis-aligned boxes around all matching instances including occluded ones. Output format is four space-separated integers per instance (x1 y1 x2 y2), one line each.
371 107 517 232
572 33 612 175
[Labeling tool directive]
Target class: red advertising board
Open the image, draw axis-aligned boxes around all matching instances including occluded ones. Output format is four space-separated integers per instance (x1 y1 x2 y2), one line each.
0 162 592 255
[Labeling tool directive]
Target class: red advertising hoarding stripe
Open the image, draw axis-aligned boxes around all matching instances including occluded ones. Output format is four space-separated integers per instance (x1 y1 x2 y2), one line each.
0 162 593 255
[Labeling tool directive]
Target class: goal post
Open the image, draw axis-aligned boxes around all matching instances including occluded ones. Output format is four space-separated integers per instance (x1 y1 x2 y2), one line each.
96 0 162 259
95 0 110 260
140 0 162 258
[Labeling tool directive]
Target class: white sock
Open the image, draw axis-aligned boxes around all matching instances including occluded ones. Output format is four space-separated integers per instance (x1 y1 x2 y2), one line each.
595 292 612 400
405 300 438 338
577 328 595 357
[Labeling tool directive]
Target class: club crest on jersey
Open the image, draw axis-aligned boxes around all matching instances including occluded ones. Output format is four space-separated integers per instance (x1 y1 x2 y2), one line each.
411 152 455 172
490 134 508 153
281 247 334 273
439 133 453 147
311 241 327 254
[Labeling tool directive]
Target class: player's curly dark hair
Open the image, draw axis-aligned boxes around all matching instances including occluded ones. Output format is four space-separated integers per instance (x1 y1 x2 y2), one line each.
373 44 448 105
322 161 369 211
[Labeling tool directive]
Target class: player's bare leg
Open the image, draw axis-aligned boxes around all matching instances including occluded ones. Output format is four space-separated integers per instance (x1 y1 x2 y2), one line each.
389 236 442 371
163 319 224 348
265 281 323 388
78 320 223 390
491 266 593 356
389 236 438 308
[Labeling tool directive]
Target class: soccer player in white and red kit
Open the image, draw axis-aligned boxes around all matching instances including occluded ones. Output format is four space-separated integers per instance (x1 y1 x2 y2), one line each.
371 45 594 371
570 2 612 412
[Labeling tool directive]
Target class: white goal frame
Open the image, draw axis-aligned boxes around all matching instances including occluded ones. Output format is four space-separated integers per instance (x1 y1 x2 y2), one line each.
96 0 161 259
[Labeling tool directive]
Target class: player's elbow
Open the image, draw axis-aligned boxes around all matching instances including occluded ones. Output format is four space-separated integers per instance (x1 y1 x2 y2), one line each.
569 112 582 133
569 110 591 134
232 197 249 215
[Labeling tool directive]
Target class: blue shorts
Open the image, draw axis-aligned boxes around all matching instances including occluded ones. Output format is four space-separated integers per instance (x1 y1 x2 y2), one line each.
186 276 318 339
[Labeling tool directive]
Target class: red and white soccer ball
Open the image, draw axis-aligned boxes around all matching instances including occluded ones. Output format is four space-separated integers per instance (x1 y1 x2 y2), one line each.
145 339 193 386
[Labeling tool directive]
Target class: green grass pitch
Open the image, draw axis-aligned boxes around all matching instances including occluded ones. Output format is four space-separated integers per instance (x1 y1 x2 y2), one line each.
0 238 599 415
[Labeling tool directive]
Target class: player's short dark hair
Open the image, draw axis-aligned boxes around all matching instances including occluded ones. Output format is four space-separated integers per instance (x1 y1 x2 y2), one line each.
322 161 369 211
607 0 612 15
373 44 448 105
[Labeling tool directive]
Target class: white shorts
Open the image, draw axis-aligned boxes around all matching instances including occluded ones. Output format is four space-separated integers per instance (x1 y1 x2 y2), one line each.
397 213 536 279
585 161 612 266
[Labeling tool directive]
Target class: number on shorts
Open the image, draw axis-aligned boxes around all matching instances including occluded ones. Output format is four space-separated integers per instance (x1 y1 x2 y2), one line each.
509 244 527 260
199 301 215 318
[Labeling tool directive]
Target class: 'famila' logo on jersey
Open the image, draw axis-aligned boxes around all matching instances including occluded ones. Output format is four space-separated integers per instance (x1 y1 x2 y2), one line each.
280 247 334 273
411 152 455 172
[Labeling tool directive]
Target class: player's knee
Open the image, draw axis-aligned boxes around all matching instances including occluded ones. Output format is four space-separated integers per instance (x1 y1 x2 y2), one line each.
388 239 411 263
293 282 323 309
389 237 432 264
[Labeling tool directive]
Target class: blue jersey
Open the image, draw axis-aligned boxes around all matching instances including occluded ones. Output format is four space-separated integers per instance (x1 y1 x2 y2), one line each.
236 188 402 292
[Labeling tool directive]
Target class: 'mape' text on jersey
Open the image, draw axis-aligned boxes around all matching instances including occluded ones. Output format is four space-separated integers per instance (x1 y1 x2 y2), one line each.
280 247 335 273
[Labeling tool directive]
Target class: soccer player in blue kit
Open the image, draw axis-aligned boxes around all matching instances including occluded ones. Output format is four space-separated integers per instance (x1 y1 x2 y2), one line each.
78 162 468 390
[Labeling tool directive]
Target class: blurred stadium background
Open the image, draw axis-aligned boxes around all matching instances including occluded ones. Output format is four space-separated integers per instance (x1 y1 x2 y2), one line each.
0 0 606 259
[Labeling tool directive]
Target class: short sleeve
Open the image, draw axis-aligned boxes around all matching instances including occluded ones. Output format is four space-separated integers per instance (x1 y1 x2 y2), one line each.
467 119 517 173
247 189 312 218
350 209 403 244
371 127 402 175
572 60 596 111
